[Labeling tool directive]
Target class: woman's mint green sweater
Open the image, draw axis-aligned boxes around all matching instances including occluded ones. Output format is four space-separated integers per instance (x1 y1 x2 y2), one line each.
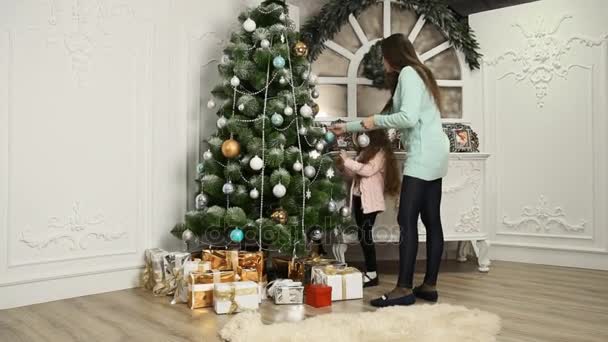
346 66 449 181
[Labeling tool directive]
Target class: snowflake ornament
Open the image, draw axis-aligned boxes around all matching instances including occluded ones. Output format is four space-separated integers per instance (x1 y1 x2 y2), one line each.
326 168 335 179
306 189 312 199
309 150 320 160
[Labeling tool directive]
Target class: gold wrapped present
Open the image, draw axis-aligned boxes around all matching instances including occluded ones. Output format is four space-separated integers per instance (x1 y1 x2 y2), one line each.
202 250 239 270
187 269 235 309
290 256 345 284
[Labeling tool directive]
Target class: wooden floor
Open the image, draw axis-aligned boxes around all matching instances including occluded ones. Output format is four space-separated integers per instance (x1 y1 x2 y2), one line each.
1 260 607 342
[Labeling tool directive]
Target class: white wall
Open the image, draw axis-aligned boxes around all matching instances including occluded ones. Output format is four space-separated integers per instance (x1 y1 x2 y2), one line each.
0 0 257 309
470 0 608 269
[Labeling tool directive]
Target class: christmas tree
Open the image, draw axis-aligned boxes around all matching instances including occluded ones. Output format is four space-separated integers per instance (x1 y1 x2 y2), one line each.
172 0 348 256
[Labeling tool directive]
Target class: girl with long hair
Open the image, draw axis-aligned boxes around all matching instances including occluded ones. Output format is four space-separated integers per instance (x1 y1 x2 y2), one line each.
331 33 450 307
336 130 400 287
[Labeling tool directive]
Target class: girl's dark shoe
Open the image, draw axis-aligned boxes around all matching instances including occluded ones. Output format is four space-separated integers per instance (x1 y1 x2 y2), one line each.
370 293 416 307
413 285 438 302
363 273 379 288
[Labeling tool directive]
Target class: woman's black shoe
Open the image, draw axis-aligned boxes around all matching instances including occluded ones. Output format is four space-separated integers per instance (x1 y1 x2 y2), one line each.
370 293 416 307
363 273 379 288
413 285 438 302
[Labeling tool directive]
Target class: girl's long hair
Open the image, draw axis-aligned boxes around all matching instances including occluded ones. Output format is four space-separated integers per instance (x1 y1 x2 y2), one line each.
381 33 442 113
356 129 401 196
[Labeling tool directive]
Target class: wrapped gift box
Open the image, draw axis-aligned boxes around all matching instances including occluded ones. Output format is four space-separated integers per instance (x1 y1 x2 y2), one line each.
172 259 212 304
201 250 265 282
266 279 304 305
213 281 259 314
312 265 363 301
292 257 346 284
143 248 168 291
187 270 235 309
304 284 332 308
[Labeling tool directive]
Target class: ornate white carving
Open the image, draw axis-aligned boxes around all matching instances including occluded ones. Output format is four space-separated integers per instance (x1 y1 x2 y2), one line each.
502 195 586 233
46 0 135 87
455 206 481 233
485 15 608 107
443 162 482 194
19 202 127 250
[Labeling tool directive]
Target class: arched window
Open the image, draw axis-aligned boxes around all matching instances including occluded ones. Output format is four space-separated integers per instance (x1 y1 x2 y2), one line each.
312 0 468 122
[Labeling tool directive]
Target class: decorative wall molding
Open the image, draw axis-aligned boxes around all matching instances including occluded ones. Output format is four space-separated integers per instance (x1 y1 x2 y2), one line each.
484 15 608 107
443 161 482 194
18 202 127 251
455 206 481 233
46 0 136 87
502 195 586 234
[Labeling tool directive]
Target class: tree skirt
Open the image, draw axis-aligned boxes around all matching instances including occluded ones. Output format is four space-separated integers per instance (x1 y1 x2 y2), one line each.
219 304 501 342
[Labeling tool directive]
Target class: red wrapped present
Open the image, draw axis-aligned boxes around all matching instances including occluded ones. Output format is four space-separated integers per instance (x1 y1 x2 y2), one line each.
305 284 332 308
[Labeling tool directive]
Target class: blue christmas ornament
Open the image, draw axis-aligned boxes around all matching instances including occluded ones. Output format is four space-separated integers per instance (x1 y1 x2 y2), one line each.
324 131 336 144
271 113 284 126
230 228 244 243
273 56 286 69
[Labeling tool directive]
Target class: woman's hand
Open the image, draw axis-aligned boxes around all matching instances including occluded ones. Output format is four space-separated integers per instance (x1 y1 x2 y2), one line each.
362 116 375 130
329 123 346 136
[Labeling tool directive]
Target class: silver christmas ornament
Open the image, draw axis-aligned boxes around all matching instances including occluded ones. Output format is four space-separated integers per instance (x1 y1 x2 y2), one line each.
260 39 270 48
216 116 227 129
203 149 213 161
249 187 260 199
271 112 284 126
328 200 337 212
292 160 303 172
308 73 318 84
304 165 316 178
311 89 320 99
195 193 208 209
302 70 310 80
308 228 323 241
230 76 240 87
243 18 256 32
279 76 287 85
298 126 308 135
299 104 313 118
207 99 216 109
284 106 294 116
238 103 245 112
273 182 287 198
222 181 235 195
357 132 370 148
279 13 286 21
249 155 264 171
315 141 325 152
340 206 351 217
181 229 194 242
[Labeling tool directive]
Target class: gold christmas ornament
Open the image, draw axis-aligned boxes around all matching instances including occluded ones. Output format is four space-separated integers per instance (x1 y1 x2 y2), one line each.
312 102 320 115
271 208 288 224
221 138 241 158
293 41 308 57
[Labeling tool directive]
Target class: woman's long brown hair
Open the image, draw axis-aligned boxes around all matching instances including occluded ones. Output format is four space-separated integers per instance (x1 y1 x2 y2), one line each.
356 130 401 196
381 33 442 113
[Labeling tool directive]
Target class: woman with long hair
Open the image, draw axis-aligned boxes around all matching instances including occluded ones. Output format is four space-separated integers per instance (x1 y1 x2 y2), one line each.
336 129 401 287
331 33 450 307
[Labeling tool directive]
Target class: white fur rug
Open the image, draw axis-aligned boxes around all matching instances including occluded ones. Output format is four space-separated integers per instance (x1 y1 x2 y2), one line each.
219 304 501 342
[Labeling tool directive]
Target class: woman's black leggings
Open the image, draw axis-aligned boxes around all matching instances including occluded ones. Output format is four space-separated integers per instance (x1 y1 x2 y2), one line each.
397 176 444 288
352 196 379 272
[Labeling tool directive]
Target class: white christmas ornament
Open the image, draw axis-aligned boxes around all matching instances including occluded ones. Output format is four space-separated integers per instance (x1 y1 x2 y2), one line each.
357 132 370 147
207 99 216 109
195 193 208 209
326 168 335 179
299 104 313 118
260 39 270 48
238 103 245 112
302 70 310 80
304 165 316 178
230 76 240 87
279 76 287 85
311 89 320 99
243 18 256 32
308 73 318 84
273 183 287 198
250 188 260 199
203 149 213 161
308 150 320 160
328 200 337 212
284 106 294 116
292 160 303 172
298 126 307 135
279 13 286 21
182 229 194 242
216 116 227 129
249 155 264 171
315 141 325 152
340 206 351 217
223 181 235 194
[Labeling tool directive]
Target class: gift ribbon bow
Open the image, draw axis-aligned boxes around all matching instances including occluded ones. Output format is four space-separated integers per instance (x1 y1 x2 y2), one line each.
170 267 185 304
214 284 258 314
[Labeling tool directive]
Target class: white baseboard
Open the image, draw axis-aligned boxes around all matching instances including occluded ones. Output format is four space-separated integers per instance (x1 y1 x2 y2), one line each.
0 266 143 310
490 245 608 271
